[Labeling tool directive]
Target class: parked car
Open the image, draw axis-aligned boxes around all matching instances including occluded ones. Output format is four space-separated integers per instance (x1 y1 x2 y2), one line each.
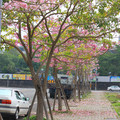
107 85 120 91
0 88 30 120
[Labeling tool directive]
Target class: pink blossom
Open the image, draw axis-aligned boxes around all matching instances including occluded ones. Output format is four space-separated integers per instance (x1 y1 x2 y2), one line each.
54 48 58 53
89 2 92 9
57 67 62 70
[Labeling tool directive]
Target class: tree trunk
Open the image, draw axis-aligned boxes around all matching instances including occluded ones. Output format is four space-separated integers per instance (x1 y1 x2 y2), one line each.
73 69 77 102
53 89 57 111
81 69 84 95
36 89 43 120
77 80 80 101
57 87 62 110
86 70 91 93
30 74 44 120
26 92 37 120
53 66 62 110
46 92 54 120
73 85 76 102
78 83 81 101
78 69 82 101
53 65 70 111
57 78 70 111
44 45 55 95
0 113 3 120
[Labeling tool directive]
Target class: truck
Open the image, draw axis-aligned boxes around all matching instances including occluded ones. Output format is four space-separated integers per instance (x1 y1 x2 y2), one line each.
48 74 73 99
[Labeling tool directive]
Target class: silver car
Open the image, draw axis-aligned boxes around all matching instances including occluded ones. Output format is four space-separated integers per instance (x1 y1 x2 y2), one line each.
107 85 120 91
0 88 30 120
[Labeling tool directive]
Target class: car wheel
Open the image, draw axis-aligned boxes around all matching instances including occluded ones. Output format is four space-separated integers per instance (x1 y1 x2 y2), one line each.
66 95 70 99
50 93 55 98
13 108 19 120
109 89 112 91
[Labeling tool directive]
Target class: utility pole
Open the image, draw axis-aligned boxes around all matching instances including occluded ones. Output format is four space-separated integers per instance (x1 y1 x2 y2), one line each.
0 0 2 43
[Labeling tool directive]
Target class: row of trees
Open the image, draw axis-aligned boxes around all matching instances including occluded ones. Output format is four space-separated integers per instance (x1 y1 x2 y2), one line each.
1 0 120 120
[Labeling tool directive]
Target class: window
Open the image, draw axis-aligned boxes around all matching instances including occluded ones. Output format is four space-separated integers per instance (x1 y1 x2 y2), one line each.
19 92 26 101
15 91 21 100
61 77 68 79
0 89 12 96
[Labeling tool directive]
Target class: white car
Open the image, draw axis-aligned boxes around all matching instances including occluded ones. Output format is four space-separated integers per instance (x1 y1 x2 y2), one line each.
0 88 30 120
107 85 120 91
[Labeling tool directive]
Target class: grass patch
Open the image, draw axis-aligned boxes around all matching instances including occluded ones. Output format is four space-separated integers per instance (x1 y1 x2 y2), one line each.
82 92 91 99
53 110 73 114
105 93 119 103
105 92 120 117
24 116 46 120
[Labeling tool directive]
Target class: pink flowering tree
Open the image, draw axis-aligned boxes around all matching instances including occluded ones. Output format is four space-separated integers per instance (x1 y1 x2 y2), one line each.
50 35 115 102
1 0 120 119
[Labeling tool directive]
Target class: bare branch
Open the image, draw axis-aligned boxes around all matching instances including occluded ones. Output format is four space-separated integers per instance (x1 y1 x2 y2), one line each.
26 15 32 58
54 0 79 45
40 9 53 42
32 45 43 58
18 19 29 55
36 57 48 75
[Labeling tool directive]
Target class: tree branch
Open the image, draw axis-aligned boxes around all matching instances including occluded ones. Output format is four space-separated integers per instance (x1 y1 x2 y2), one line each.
32 45 43 58
56 28 118 47
17 19 29 55
1 38 28 64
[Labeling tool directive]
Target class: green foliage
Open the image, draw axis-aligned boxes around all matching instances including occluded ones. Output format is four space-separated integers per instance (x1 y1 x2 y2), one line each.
3 0 9 3
105 92 120 116
98 45 120 76
0 48 40 74
0 49 18 73
24 116 46 120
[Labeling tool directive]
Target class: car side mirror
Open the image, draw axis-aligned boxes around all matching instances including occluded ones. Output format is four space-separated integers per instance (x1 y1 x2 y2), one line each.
26 97 30 101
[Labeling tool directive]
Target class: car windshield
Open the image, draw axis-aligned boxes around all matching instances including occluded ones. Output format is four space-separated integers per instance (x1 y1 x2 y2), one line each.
0 89 12 96
113 86 118 87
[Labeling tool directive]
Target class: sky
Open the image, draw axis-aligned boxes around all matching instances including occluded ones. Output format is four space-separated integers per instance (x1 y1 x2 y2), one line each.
112 33 120 43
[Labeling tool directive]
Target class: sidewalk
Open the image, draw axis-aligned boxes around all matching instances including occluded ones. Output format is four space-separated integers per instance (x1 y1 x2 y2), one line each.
52 91 119 120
